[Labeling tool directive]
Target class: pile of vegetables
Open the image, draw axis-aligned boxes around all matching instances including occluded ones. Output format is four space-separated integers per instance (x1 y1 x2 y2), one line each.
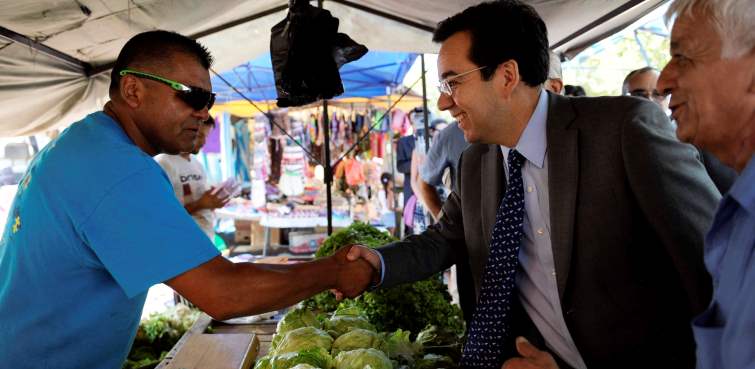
258 222 466 368
255 306 461 369
123 304 200 369
303 222 465 338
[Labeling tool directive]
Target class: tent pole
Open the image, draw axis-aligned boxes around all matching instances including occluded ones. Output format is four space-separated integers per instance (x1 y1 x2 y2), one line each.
323 100 333 235
387 88 400 238
421 54 430 152
0 26 92 75
319 0 333 236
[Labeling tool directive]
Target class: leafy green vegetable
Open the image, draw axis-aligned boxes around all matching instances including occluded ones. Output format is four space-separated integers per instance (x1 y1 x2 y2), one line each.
289 365 321 369
315 222 395 258
415 325 464 362
123 304 200 369
278 308 321 335
254 355 272 369
332 328 383 356
274 327 334 356
334 348 393 369
325 315 376 338
271 347 334 369
304 222 465 339
378 329 419 364
413 353 457 369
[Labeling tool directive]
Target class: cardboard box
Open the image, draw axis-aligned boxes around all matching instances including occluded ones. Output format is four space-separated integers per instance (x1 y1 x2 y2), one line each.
234 220 252 244
251 222 280 247
289 230 326 254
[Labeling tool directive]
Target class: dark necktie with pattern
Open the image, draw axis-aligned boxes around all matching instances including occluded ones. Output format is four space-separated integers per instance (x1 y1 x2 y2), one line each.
460 149 526 369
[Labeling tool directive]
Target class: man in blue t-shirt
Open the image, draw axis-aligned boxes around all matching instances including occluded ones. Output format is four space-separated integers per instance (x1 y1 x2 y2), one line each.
0 31 373 369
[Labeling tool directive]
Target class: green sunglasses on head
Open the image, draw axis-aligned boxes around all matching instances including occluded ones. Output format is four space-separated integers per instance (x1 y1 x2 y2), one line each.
119 68 216 111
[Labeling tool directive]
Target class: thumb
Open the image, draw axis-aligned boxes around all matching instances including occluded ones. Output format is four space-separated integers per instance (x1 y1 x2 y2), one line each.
346 245 363 261
515 336 541 359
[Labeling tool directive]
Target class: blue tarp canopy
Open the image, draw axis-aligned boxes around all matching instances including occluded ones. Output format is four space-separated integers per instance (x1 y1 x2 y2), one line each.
212 51 418 104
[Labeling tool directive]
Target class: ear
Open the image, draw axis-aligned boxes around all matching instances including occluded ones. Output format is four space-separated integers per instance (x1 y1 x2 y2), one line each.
119 74 145 109
547 78 564 95
493 60 521 99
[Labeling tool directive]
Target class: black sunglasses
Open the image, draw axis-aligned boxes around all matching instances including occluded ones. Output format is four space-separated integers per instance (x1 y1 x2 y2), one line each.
119 69 216 111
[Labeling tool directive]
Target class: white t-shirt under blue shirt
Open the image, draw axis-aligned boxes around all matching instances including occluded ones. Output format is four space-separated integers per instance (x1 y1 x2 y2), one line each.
0 111 219 369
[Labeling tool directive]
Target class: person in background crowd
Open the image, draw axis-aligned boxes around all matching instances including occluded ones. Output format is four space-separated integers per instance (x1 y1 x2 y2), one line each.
657 0 755 368
0 30 372 369
396 120 417 235
622 67 669 110
563 85 586 97
622 66 737 194
156 116 226 242
378 172 397 234
344 1 720 368
543 50 564 95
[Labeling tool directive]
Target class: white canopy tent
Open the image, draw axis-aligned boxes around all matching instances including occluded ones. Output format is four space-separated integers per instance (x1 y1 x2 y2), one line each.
0 0 666 136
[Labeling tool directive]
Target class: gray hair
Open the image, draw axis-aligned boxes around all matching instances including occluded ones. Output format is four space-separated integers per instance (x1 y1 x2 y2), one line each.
666 0 755 58
622 66 658 95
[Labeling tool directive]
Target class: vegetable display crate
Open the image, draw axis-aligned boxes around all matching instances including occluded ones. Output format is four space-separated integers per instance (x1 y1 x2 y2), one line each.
156 313 276 369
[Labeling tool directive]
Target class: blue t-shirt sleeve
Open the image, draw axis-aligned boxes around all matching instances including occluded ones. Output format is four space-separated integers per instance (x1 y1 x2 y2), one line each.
420 131 450 185
79 168 219 298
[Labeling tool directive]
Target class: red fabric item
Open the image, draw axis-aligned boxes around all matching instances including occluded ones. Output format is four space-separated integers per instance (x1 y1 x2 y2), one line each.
345 159 366 186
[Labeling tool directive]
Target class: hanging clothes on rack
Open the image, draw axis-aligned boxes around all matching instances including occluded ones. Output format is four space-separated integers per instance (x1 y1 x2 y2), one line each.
268 112 288 184
278 138 307 196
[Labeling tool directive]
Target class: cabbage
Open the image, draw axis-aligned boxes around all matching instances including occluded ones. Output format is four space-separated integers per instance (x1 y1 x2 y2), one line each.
334 348 392 369
274 327 334 356
331 328 383 356
271 347 334 369
379 329 419 363
325 316 376 338
413 353 456 369
289 365 321 369
254 355 272 369
270 333 283 351
277 308 321 335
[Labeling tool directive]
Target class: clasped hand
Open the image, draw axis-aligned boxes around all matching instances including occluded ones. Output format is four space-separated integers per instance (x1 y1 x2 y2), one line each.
329 245 382 300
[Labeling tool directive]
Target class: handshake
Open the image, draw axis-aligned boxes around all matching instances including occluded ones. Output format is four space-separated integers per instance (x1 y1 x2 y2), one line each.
327 245 383 300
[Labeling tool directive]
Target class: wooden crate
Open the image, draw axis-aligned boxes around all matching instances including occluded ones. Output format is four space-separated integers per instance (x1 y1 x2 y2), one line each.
157 314 261 369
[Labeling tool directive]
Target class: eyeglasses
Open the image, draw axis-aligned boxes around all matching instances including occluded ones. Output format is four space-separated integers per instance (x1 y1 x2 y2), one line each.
119 69 216 111
628 89 666 102
437 65 487 96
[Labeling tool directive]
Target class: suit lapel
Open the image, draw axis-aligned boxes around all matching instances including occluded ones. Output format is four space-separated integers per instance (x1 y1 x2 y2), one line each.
546 93 579 300
480 144 505 249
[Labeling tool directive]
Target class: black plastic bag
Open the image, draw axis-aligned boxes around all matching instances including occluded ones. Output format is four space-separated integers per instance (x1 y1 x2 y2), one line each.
270 0 368 107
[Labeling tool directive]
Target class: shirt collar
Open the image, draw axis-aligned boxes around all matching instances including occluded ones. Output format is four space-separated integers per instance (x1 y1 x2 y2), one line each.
728 155 755 214
501 89 548 168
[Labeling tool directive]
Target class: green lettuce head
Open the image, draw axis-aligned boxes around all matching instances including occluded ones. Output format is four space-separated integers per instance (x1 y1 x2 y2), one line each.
331 328 383 356
379 329 419 363
271 347 334 369
289 364 322 369
274 327 334 356
325 316 375 338
413 353 456 369
277 308 321 335
334 348 392 369
254 355 272 369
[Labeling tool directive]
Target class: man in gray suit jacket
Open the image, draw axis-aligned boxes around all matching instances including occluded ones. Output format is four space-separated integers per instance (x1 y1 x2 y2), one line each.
346 1 720 368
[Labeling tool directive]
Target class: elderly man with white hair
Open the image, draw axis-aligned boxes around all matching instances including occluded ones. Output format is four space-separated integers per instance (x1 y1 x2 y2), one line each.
657 0 754 368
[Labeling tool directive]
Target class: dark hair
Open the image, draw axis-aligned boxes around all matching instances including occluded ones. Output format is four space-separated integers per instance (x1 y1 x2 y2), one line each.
109 30 213 94
433 0 549 87
622 66 657 94
564 85 586 97
204 116 216 128
380 172 393 190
